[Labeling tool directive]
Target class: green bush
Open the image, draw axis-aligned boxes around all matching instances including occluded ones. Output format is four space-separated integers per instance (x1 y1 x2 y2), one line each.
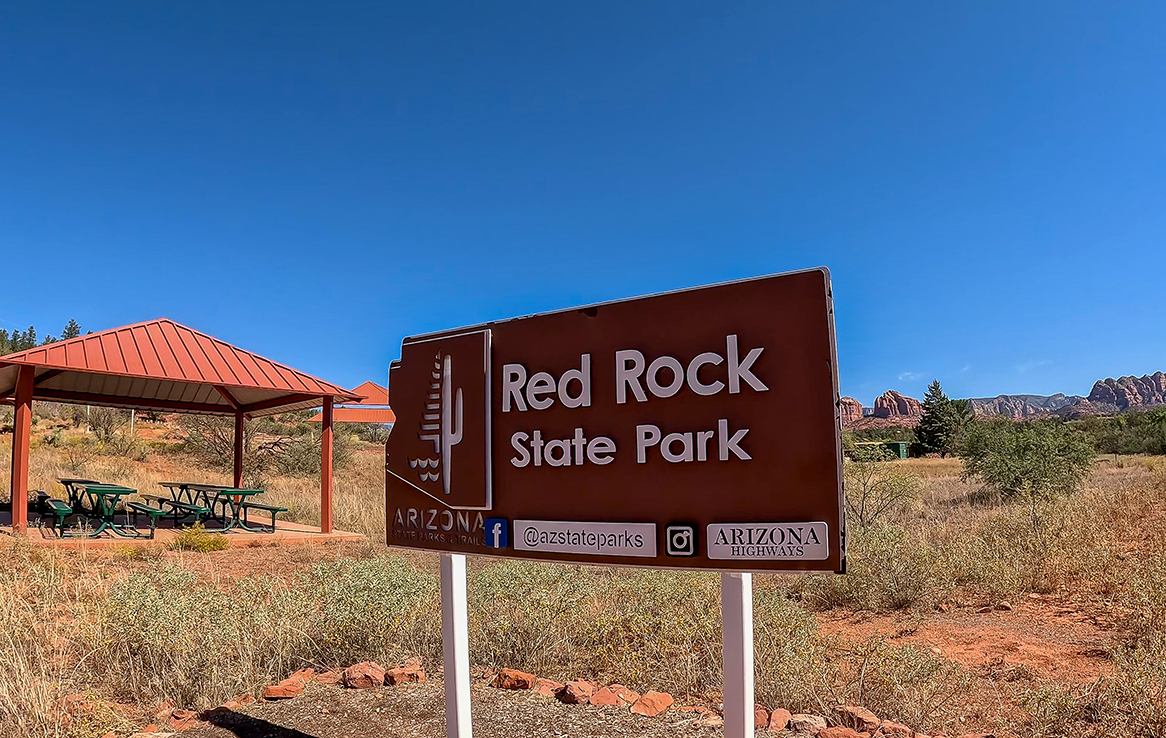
169 523 229 552
959 419 1095 502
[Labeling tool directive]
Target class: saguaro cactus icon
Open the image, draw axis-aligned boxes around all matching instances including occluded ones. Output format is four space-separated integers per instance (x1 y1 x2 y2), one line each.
410 352 463 495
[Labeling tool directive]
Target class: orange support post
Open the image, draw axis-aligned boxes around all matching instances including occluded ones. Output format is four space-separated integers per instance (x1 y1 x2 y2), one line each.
233 412 245 488
321 396 334 534
9 365 34 532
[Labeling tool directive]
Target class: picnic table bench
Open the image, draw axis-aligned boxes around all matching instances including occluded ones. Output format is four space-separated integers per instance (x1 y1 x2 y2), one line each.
58 477 101 514
156 482 283 533
40 498 76 538
57 482 145 538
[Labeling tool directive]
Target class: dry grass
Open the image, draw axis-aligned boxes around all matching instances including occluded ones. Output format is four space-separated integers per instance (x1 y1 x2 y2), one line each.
4 422 1166 737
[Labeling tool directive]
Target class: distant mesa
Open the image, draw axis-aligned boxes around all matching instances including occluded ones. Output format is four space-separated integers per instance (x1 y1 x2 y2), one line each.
967 393 1081 419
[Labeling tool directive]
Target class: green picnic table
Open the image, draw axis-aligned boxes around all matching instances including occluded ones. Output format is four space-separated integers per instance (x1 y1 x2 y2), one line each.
58 477 101 514
154 481 283 533
68 483 145 538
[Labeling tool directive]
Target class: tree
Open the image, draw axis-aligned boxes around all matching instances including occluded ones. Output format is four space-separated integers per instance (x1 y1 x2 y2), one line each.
915 380 963 456
844 443 924 530
23 326 36 349
61 319 81 340
959 419 1095 502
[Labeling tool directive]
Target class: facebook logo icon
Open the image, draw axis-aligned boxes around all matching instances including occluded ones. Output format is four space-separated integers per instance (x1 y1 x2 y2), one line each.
484 518 509 549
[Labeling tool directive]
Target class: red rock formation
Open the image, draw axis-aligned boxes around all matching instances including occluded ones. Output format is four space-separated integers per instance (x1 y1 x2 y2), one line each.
1088 371 1166 410
839 397 863 426
873 391 922 419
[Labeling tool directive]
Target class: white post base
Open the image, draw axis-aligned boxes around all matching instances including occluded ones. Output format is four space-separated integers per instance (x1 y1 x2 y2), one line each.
721 571 754 738
441 553 473 738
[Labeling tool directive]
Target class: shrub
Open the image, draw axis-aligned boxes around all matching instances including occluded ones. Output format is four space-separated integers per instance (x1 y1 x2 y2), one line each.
844 445 923 530
834 640 971 731
753 584 835 713
796 524 942 611
170 523 229 552
959 419 1095 502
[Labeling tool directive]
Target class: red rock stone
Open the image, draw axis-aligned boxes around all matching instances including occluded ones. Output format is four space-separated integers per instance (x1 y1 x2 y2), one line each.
287 668 316 685
880 719 914 735
315 671 341 685
533 678 563 697
835 705 880 733
491 668 536 690
589 687 627 706
385 660 427 686
261 681 303 700
755 704 770 728
610 685 640 704
235 693 256 705
630 690 674 717
555 680 595 704
789 713 828 735
342 662 386 689
696 713 724 727
169 708 198 730
768 708 793 731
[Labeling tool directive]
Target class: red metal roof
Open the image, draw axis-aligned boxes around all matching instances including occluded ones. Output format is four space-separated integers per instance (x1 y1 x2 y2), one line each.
0 318 359 416
310 406 397 424
350 381 389 405
309 380 394 423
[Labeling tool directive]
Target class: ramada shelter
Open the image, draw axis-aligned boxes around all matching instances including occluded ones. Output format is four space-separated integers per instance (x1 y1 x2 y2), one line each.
0 318 360 534
309 380 396 426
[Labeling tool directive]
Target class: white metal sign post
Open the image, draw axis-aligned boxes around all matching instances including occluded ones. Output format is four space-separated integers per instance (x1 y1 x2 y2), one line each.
441 553 473 738
721 572 754 738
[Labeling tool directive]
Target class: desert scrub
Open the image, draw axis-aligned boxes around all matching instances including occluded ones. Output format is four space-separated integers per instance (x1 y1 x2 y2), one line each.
753 584 835 713
468 560 593 678
170 522 229 552
833 640 971 733
795 523 943 611
87 557 439 708
468 563 724 695
0 542 100 738
578 569 722 694
297 556 440 667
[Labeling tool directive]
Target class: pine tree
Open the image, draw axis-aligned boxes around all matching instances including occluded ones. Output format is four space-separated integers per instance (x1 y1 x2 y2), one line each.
0 329 8 355
916 379 959 457
22 326 36 350
61 319 81 340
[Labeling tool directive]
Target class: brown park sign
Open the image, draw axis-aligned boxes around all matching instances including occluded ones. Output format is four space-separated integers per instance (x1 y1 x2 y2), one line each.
385 268 844 572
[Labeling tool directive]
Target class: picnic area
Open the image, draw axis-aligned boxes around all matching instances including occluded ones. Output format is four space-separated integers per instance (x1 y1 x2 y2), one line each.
0 319 367 547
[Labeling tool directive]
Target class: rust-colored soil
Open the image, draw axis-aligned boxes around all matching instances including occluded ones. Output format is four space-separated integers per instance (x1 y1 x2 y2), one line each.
182 681 715 738
818 597 1115 685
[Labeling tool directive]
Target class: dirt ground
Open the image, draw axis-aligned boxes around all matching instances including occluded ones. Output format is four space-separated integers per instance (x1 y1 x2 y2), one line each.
182 680 723 738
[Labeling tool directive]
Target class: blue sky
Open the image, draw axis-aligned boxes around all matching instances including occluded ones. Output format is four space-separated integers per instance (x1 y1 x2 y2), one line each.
2 2 1163 405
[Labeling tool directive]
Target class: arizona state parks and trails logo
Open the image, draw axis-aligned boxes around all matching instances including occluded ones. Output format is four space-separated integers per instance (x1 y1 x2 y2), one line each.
388 329 492 511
